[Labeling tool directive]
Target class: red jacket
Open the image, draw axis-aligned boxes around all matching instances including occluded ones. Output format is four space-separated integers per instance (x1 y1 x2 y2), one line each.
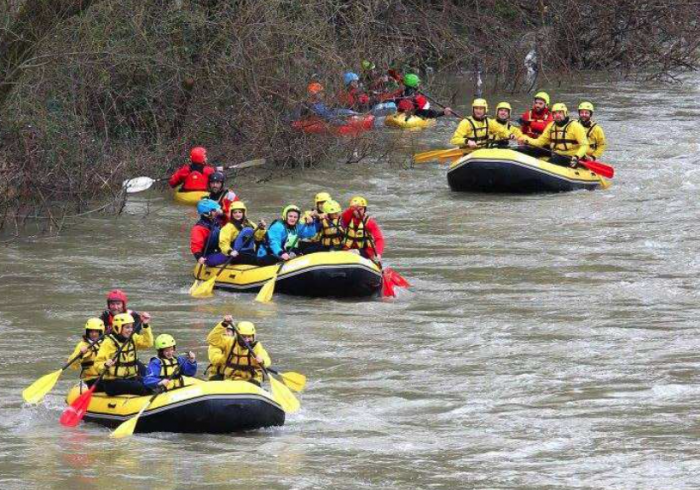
341 209 384 259
190 219 220 259
338 88 370 110
210 189 240 225
169 164 215 191
520 108 553 138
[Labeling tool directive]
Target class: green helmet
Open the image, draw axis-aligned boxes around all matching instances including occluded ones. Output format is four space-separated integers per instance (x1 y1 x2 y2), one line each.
322 200 342 214
404 73 420 88
155 334 176 350
282 205 301 220
361 60 376 71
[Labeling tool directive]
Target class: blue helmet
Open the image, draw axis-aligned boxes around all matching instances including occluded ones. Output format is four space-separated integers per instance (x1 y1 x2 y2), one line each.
197 198 221 216
344 72 360 86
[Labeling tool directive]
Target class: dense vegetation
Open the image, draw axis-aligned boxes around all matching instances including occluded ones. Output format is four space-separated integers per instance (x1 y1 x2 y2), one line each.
1 0 698 233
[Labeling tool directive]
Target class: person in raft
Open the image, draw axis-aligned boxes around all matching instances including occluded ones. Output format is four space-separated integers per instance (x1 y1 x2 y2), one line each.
142 334 197 392
394 73 452 119
294 82 358 125
577 101 607 160
450 99 514 149
100 289 144 335
206 316 271 387
206 171 239 223
190 198 228 267
490 102 523 146
206 322 235 380
518 103 589 167
341 196 384 262
218 201 267 265
94 312 153 396
298 191 333 255
256 205 320 266
338 72 371 112
519 91 554 139
318 200 345 251
67 318 106 387
168 146 216 192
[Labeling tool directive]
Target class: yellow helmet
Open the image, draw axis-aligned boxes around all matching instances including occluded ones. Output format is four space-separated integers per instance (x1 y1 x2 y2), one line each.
155 334 176 350
85 317 105 333
112 313 135 334
314 192 332 204
496 102 512 112
349 196 368 208
578 101 594 113
551 103 568 115
282 204 301 220
236 321 256 336
472 98 488 111
229 201 247 213
322 200 342 214
534 91 550 105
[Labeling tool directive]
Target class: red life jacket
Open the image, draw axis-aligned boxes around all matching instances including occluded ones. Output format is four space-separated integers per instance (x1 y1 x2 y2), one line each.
521 108 553 138
169 164 215 191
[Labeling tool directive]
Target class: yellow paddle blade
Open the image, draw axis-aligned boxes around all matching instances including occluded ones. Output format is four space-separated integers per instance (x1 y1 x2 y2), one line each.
414 148 453 162
269 375 300 413
414 148 466 163
279 372 307 392
190 276 216 298
110 414 140 439
22 369 63 404
255 276 277 303
599 177 612 190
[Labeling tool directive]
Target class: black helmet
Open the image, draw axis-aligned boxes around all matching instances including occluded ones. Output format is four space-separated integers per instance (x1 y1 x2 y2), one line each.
209 171 225 184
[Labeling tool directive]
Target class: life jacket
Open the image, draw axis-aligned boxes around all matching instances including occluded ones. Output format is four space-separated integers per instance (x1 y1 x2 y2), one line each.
104 334 139 379
223 340 263 383
261 219 300 255
582 121 599 149
465 117 491 146
549 119 579 152
152 356 185 390
79 337 103 379
523 108 551 137
181 164 210 192
490 119 514 143
321 217 344 248
343 216 368 250
209 189 226 205
195 218 221 256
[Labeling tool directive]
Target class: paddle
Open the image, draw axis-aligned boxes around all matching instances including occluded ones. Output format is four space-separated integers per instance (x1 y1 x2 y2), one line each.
414 148 469 163
267 368 306 392
190 256 235 298
522 143 614 178
122 158 267 194
22 337 103 404
255 261 285 304
110 363 184 439
420 93 464 119
234 328 300 413
59 333 133 428
366 235 410 297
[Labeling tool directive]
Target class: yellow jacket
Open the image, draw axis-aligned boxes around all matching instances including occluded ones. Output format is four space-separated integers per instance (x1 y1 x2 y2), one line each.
68 338 103 380
524 119 589 159
206 322 271 384
492 120 522 141
450 116 512 147
219 220 266 255
94 327 154 380
580 121 606 159
207 344 227 380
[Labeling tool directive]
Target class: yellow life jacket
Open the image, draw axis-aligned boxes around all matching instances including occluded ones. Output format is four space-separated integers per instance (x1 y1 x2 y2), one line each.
105 334 139 379
549 120 579 152
585 122 599 150
465 117 490 146
490 119 514 142
80 338 103 380
321 217 344 248
154 356 184 390
223 341 263 384
343 217 368 250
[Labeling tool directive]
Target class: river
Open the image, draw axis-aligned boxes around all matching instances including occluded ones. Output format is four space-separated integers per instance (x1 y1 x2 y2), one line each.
1 74 699 489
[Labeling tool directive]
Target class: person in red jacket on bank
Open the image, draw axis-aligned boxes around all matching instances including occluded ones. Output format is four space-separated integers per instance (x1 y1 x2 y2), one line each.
168 146 216 192
340 196 384 262
519 92 553 139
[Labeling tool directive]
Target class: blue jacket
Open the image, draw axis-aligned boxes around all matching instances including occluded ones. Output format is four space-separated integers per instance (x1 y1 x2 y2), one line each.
257 220 319 258
143 355 197 390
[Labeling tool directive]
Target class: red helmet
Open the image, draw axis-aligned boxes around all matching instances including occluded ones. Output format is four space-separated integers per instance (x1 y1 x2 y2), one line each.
190 147 207 164
398 99 413 112
106 289 127 306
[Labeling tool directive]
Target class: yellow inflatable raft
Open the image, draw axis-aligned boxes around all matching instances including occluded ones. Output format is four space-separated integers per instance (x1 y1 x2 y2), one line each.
447 148 611 193
193 251 383 297
65 378 285 434
384 113 436 130
173 186 208 205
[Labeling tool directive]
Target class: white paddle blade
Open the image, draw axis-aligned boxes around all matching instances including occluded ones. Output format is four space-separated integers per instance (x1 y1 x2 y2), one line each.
227 158 266 171
123 177 156 194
